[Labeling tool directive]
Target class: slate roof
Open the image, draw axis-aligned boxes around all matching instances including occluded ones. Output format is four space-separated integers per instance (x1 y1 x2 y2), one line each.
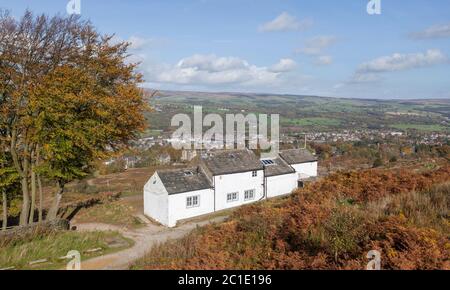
279 149 317 165
157 168 212 195
201 149 263 176
263 157 295 177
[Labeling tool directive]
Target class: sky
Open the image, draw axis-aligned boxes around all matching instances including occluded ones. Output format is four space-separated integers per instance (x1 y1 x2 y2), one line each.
1 0 450 99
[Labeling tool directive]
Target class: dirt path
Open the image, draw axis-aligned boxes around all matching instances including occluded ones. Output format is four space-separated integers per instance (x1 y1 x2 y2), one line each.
75 215 228 270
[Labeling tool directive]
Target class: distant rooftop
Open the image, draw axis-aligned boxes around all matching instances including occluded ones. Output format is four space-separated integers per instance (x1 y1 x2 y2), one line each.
262 157 295 177
157 168 211 195
279 149 317 165
201 149 263 176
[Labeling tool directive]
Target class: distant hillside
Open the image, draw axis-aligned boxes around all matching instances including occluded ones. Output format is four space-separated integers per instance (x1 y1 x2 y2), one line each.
146 90 450 133
154 89 450 109
134 164 450 270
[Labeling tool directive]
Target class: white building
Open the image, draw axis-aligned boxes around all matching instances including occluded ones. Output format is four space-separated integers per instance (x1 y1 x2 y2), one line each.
279 149 318 180
144 149 318 227
158 153 171 165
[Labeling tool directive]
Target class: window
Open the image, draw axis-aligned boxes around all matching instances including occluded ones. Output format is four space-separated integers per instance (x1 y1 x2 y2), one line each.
184 171 194 176
261 159 275 166
227 192 239 203
244 189 255 201
252 171 258 177
186 195 200 208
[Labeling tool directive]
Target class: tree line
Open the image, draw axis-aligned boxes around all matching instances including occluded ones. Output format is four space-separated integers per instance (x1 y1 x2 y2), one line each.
0 10 148 228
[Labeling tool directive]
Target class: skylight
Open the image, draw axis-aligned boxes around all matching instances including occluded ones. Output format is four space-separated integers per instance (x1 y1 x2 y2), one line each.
184 171 194 176
261 159 275 166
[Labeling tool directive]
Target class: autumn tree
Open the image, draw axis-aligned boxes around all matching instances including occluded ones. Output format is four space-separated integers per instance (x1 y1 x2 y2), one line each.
0 10 148 224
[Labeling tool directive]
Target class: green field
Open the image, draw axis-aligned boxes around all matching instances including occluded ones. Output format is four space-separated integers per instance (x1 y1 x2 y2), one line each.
282 117 342 127
391 124 449 132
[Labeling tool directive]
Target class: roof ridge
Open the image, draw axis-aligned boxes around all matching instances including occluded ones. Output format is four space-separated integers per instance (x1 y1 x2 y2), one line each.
156 167 199 173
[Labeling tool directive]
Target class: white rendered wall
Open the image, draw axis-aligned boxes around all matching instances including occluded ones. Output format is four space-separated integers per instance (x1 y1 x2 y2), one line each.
214 170 264 211
266 173 298 198
167 188 214 227
143 161 318 228
292 161 318 178
143 173 169 226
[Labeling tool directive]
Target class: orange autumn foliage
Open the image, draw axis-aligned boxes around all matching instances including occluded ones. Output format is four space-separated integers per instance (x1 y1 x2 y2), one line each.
135 165 450 270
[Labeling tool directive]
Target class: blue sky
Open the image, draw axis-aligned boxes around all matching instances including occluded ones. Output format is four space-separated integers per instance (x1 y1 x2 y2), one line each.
1 0 450 99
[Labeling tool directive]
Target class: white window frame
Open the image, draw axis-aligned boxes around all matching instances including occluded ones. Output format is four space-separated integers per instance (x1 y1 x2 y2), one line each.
244 189 255 201
252 171 258 177
186 195 200 208
227 192 239 203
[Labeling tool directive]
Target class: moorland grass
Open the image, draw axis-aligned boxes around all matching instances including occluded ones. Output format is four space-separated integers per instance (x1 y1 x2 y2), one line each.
0 230 132 270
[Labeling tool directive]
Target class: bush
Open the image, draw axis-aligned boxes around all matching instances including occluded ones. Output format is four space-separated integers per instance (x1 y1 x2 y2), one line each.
368 183 450 233
373 158 384 168
322 205 369 262
132 165 450 270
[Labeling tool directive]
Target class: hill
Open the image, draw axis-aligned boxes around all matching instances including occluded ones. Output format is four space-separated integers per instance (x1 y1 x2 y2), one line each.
147 90 450 134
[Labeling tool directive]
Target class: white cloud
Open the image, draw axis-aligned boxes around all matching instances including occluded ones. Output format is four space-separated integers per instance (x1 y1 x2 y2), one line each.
259 12 312 32
297 35 338 55
348 49 448 85
127 36 150 50
356 49 447 74
315 55 333 66
333 83 344 89
177 54 248 72
411 23 450 39
109 35 162 51
348 73 382 84
270 58 297 72
149 54 295 87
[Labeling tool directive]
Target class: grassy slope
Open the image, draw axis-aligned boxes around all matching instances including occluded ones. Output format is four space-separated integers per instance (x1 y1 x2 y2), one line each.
133 164 450 270
0 231 133 270
73 200 145 228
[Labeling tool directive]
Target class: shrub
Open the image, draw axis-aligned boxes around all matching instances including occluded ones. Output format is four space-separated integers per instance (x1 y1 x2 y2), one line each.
322 205 369 262
132 165 450 270
367 183 449 233
373 158 384 168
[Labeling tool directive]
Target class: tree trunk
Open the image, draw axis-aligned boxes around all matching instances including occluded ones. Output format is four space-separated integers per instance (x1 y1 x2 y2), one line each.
36 147 43 222
29 161 36 224
0 150 7 231
47 182 64 221
38 174 43 222
19 153 31 226
1 189 7 231
10 129 31 226
19 175 30 226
